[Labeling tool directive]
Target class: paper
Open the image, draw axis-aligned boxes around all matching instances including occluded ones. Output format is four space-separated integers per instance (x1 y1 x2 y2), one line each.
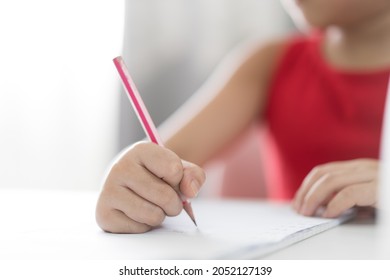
150 199 354 259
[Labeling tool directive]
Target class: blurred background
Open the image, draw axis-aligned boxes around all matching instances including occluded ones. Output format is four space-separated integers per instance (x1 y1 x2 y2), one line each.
0 0 294 191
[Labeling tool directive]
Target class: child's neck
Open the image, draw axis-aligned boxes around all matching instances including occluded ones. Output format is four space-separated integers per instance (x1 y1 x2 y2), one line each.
323 11 390 71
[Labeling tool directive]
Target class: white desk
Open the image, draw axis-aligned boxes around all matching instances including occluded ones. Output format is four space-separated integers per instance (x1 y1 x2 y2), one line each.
264 217 377 259
0 188 382 260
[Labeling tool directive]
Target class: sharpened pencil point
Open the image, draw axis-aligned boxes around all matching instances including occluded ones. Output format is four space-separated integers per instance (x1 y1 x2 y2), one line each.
183 201 197 227
191 217 197 227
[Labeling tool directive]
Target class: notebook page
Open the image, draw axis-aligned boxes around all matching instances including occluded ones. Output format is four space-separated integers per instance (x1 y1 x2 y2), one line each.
156 199 354 259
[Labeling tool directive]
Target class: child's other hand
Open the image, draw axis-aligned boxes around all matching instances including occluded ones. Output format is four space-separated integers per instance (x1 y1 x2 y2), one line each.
292 159 378 218
95 142 206 233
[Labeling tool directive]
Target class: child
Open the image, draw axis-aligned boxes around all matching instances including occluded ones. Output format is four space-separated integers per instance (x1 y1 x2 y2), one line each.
96 0 390 233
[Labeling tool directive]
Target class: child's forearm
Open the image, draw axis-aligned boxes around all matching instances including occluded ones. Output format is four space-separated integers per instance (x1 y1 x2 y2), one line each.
161 39 287 166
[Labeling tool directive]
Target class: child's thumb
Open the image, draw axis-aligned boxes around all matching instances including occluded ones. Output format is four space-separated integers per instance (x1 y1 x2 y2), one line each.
179 160 206 199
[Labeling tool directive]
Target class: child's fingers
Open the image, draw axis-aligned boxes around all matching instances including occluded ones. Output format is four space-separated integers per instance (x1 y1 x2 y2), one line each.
298 170 371 216
96 176 180 233
96 142 206 233
179 160 206 198
293 162 344 211
295 159 379 217
322 182 377 218
111 185 167 226
132 142 184 189
96 207 152 234
293 160 366 212
111 162 183 217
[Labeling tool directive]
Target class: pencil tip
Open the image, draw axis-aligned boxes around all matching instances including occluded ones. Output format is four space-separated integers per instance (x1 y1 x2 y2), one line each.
183 202 197 227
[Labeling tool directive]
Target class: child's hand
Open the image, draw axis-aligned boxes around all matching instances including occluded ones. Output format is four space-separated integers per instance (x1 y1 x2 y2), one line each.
95 142 206 233
292 159 378 218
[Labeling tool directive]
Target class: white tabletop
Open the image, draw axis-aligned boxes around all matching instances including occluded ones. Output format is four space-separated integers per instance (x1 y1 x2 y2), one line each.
0 188 382 260
264 216 378 259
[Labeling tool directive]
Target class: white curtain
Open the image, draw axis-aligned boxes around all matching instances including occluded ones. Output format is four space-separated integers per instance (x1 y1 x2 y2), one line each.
119 0 294 148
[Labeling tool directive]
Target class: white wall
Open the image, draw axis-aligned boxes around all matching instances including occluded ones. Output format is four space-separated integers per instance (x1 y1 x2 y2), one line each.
0 1 124 189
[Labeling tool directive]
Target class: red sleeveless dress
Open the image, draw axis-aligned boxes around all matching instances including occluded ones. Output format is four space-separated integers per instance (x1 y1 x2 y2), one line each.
263 35 389 200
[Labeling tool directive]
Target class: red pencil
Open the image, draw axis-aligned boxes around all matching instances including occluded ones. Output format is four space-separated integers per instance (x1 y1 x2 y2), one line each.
113 56 197 226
